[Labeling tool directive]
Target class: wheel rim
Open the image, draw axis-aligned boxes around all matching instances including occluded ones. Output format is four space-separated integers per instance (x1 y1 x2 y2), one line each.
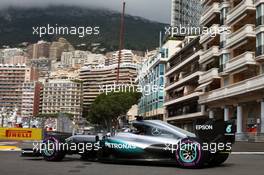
43 140 55 156
179 142 198 163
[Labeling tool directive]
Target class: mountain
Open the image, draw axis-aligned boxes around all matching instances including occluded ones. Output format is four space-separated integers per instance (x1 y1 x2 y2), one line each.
0 6 167 52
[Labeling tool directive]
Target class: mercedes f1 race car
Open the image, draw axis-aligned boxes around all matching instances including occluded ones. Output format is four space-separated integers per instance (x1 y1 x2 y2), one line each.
21 119 235 168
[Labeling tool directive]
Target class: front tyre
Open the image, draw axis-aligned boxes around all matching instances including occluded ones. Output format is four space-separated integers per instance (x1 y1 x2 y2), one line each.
176 138 206 168
41 136 66 161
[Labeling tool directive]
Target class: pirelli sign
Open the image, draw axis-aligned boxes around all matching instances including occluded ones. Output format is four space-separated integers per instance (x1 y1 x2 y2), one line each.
0 128 43 140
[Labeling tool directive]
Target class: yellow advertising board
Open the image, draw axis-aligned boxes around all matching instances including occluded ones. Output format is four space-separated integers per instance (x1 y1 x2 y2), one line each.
0 128 43 141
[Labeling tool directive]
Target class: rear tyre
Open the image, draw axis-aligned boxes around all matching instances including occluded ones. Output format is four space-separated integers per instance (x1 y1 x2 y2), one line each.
80 151 97 161
41 136 66 161
208 152 229 166
175 138 206 168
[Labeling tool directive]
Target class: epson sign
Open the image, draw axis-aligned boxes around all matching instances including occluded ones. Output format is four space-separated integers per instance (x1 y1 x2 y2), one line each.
195 125 213 130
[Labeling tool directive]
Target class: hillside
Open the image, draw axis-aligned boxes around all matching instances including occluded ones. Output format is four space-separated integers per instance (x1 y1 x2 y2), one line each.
0 6 167 52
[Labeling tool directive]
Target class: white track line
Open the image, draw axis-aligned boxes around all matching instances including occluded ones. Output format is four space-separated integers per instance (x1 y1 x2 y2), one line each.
232 152 264 155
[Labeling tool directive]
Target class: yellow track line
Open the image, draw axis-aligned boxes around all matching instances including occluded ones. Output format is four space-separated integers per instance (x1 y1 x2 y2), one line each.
0 146 21 151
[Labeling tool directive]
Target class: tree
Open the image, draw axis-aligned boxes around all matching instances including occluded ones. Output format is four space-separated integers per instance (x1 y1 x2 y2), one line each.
88 91 141 131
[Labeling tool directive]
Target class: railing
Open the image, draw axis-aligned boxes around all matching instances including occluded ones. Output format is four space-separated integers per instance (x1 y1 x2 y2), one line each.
226 0 255 24
200 24 219 44
167 105 202 118
199 68 219 84
199 46 219 64
199 73 264 103
224 52 256 73
226 24 255 48
201 3 220 25
165 69 200 87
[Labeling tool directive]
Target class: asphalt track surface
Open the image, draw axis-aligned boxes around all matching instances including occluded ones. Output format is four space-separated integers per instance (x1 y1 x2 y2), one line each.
0 152 263 175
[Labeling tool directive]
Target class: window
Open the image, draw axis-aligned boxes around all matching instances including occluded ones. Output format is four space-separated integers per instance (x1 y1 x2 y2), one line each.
256 32 264 56
257 4 264 26
159 64 164 75
220 32 227 49
219 53 229 72
223 77 229 87
220 7 229 26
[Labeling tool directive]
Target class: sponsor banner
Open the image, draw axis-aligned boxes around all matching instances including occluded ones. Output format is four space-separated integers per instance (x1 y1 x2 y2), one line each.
0 128 43 141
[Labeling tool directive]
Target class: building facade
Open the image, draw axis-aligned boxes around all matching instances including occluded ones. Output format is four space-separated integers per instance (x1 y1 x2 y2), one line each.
32 40 51 59
164 37 204 131
61 50 105 68
109 50 140 65
171 0 202 28
198 0 264 140
137 40 181 120
41 79 83 120
0 64 38 116
79 63 137 113
21 81 43 121
49 38 74 60
0 48 28 64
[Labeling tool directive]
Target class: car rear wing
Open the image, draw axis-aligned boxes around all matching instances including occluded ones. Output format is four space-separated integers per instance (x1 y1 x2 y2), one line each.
194 119 235 144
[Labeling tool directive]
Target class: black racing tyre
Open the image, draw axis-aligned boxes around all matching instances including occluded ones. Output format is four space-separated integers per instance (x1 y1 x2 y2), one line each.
80 151 97 161
175 138 206 168
208 152 229 166
41 136 66 161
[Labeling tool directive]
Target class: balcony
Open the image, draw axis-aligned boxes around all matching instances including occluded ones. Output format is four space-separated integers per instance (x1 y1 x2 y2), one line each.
200 24 220 44
165 71 203 91
200 3 220 26
166 112 205 121
164 92 203 106
166 51 201 76
226 0 255 26
199 73 264 104
199 46 220 64
224 52 256 73
226 24 255 49
199 68 220 84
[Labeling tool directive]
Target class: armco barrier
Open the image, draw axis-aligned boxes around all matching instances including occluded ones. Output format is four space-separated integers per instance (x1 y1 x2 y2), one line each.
0 128 43 141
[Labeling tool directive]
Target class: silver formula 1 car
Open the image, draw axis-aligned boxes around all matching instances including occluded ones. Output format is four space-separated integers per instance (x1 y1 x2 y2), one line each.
21 119 235 168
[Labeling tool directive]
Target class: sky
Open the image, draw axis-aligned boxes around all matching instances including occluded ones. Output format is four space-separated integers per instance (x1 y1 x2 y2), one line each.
0 0 171 23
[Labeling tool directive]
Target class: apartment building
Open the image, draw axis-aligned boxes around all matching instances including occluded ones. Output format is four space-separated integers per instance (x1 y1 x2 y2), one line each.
137 40 181 120
3 55 28 65
79 63 137 113
49 38 74 60
41 79 83 120
171 0 202 28
0 64 38 116
61 50 105 68
0 48 28 64
32 40 51 59
199 0 264 140
21 82 43 121
164 37 204 131
109 50 140 65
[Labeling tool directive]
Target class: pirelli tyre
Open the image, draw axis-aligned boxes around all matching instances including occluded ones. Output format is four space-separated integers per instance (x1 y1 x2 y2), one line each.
175 138 206 168
208 152 230 166
41 136 66 161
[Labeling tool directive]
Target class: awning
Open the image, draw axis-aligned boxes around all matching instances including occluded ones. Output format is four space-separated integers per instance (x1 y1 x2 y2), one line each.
195 81 212 91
